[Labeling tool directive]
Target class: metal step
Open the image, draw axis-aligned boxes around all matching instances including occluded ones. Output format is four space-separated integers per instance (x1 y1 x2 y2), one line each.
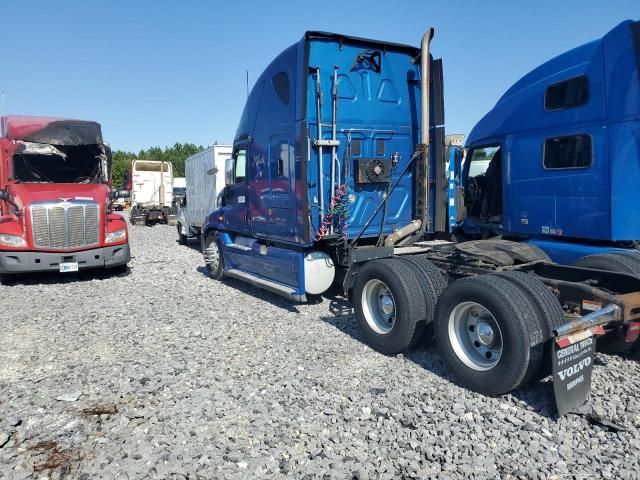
224 269 305 302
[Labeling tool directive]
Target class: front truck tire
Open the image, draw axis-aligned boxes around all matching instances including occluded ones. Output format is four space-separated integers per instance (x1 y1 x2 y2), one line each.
203 232 224 280
574 252 640 353
434 274 546 396
353 258 427 355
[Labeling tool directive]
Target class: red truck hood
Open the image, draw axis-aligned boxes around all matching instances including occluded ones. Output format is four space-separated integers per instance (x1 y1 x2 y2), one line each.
9 183 109 208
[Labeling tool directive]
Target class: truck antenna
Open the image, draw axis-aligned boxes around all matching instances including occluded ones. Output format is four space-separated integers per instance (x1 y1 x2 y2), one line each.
246 70 249 98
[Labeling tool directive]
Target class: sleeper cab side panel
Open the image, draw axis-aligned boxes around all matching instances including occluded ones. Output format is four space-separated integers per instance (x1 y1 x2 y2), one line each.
504 125 610 241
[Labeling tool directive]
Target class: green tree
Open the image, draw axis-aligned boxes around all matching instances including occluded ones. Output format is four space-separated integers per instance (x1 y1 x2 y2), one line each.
110 142 207 188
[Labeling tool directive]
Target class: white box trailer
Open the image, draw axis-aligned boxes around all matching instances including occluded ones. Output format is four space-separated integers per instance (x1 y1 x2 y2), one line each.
177 145 232 243
129 160 178 226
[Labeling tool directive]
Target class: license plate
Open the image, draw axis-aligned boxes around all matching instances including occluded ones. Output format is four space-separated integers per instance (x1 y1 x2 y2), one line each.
59 262 79 273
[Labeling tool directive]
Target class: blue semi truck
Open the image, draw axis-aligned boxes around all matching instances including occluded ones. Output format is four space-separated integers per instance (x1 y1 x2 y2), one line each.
199 24 640 411
453 20 640 271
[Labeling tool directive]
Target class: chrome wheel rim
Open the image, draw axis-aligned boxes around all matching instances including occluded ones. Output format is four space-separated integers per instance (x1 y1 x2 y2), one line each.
204 239 220 272
361 279 396 334
448 301 503 371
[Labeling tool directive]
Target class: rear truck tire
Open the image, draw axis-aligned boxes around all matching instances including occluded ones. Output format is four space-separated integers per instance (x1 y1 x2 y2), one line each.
177 222 188 245
399 255 447 345
573 252 639 275
204 232 224 280
353 258 427 355
434 274 546 396
607 251 640 272
574 252 640 353
492 271 565 380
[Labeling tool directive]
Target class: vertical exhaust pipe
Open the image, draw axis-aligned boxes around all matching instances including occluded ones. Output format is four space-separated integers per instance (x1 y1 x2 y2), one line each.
420 28 434 145
417 28 434 235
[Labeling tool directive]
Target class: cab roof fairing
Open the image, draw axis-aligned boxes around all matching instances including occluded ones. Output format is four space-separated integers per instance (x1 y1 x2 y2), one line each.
234 30 422 142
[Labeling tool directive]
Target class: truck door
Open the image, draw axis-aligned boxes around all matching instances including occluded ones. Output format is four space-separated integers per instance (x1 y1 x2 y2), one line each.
223 146 251 236
250 135 295 242
462 145 502 224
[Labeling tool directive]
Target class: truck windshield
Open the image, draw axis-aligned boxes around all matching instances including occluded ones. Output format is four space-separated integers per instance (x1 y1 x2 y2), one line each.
12 142 106 183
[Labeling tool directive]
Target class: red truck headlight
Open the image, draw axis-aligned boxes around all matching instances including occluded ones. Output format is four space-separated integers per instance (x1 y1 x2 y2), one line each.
0 234 26 247
105 229 127 243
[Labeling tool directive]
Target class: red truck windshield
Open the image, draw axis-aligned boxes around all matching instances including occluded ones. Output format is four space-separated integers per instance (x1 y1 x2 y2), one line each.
12 142 107 183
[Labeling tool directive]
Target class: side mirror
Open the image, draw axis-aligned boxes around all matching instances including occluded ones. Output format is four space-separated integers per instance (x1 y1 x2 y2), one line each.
0 189 21 216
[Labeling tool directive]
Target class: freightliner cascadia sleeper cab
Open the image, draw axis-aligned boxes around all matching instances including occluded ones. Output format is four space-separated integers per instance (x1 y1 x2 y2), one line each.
199 27 640 415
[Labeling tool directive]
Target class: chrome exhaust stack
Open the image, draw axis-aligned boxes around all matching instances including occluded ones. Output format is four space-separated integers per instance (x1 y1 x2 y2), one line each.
414 28 434 236
420 28 434 146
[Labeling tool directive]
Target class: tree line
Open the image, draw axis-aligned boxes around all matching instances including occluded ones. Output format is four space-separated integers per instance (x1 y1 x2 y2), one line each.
111 142 209 188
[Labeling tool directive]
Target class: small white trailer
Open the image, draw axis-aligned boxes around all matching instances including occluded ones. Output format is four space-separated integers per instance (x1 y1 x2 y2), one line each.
177 145 232 243
129 160 178 226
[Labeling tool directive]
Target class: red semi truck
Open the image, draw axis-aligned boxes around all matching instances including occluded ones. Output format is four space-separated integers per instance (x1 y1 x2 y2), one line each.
0 116 131 284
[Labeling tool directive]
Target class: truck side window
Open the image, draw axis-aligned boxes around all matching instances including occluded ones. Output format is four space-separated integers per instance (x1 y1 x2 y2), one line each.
272 72 289 105
233 149 247 183
545 75 589 110
543 134 592 169
467 146 499 177
225 157 234 186
269 136 291 194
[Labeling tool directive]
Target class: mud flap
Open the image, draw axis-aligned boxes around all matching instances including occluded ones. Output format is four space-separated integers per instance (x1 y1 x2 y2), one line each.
552 332 596 416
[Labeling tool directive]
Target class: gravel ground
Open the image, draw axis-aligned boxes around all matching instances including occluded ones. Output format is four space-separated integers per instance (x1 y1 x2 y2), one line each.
1 218 640 480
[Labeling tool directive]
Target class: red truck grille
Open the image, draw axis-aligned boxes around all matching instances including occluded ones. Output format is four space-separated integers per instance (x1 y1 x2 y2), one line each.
30 203 100 249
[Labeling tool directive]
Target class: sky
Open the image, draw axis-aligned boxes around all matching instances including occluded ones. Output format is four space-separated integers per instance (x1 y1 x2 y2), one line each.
1 1 637 152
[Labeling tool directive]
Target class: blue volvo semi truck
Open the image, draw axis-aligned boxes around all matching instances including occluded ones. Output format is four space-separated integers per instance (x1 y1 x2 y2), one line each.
454 20 640 271
200 26 640 410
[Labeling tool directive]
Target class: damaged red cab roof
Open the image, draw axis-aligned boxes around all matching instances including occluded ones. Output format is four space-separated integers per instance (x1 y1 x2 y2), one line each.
1 115 103 146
